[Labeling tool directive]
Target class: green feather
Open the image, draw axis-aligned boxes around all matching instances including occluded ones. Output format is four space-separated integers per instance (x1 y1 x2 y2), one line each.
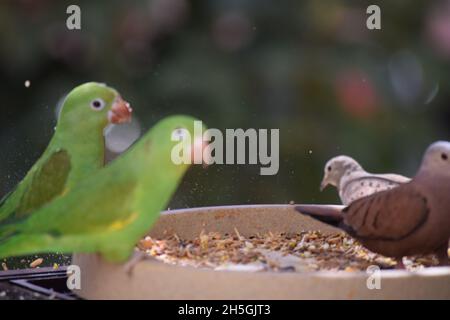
0 115 204 263
16 150 71 217
0 82 126 223
0 190 12 208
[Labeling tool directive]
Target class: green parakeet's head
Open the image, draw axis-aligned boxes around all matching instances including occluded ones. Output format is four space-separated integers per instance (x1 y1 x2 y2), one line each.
133 115 209 176
57 82 132 132
164 115 207 164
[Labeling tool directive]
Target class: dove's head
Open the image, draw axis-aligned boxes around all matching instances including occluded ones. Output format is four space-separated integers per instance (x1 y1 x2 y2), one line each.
320 155 363 191
57 82 132 133
420 141 450 174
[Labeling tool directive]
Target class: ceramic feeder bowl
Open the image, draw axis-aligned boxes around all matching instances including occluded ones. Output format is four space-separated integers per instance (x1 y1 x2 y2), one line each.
72 205 450 299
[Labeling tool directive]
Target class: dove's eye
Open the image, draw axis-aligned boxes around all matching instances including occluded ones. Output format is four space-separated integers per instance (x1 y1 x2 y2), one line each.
327 166 332 171
90 98 106 111
442 153 448 161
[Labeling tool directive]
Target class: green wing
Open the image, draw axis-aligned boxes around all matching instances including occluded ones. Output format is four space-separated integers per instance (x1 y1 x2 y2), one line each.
15 150 71 218
0 190 12 208
0 168 138 260
21 168 137 234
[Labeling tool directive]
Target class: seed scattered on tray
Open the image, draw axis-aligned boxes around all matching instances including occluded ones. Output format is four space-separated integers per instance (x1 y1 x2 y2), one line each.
29 258 43 268
137 231 440 272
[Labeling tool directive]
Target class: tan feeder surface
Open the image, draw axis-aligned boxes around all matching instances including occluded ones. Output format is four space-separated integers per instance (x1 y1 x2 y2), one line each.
73 205 450 299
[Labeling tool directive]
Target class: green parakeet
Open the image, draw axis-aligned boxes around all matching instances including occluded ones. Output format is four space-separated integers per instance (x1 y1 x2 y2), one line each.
0 115 206 263
0 82 132 223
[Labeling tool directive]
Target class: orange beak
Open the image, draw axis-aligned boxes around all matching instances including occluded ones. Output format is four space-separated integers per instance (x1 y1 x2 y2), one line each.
108 96 132 124
191 136 210 168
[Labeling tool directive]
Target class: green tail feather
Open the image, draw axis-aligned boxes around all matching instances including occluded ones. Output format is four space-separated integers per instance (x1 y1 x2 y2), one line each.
0 234 51 260
0 231 133 262
0 191 11 207
0 216 25 241
0 226 20 242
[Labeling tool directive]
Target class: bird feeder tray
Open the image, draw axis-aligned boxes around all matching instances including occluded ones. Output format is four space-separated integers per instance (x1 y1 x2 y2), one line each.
72 205 450 299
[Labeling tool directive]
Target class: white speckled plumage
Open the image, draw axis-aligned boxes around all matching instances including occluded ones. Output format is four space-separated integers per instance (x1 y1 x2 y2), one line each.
321 155 410 205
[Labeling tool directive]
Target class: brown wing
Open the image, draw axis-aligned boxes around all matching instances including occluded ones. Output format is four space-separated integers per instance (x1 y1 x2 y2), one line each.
341 184 429 241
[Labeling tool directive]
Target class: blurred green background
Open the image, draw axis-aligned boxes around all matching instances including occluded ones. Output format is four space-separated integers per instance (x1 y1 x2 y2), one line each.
0 0 449 212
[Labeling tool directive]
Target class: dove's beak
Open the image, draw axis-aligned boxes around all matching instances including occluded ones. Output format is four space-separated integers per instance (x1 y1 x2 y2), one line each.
108 96 132 124
320 179 329 192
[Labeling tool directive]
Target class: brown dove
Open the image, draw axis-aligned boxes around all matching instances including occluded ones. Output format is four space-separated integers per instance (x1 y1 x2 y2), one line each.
297 141 450 267
321 155 411 205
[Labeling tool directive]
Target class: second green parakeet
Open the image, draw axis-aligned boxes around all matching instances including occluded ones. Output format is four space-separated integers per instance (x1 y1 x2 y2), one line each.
0 115 206 263
0 82 132 223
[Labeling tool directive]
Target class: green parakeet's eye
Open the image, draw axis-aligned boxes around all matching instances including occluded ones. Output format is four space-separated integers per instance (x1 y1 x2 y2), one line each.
90 98 106 111
173 127 188 140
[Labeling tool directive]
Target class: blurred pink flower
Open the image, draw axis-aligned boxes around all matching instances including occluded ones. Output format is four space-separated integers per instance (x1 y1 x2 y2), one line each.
426 0 450 59
149 0 189 35
44 26 91 67
335 70 378 120
16 0 50 19
117 0 189 64
335 8 369 44
212 12 254 52
117 8 154 64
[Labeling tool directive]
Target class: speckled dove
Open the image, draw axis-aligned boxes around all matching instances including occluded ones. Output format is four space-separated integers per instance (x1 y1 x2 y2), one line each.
297 141 450 267
321 155 411 205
